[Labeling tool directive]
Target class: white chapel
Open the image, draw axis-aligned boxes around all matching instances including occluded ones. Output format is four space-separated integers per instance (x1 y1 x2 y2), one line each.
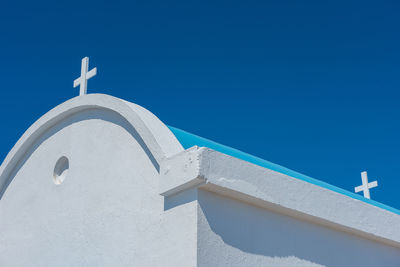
1 59 400 266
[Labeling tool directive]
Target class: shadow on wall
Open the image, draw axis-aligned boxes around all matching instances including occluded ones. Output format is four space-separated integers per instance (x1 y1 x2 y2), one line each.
164 188 198 211
197 190 400 267
0 108 159 199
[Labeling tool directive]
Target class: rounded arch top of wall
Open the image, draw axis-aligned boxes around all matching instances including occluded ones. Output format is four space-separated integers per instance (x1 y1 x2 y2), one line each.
0 94 184 198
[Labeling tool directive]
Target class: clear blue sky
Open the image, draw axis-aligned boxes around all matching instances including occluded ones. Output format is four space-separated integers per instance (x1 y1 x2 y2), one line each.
1 1 399 209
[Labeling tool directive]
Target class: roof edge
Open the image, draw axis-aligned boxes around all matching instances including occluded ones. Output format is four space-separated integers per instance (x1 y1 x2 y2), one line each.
160 146 400 248
168 126 400 216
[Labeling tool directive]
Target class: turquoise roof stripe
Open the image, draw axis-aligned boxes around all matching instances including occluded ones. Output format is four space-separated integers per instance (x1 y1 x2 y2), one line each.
168 126 400 216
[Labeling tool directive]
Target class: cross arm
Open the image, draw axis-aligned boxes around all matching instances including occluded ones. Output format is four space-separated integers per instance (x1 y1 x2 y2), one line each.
73 77 81 88
369 181 378 187
86 67 97 80
354 185 364 193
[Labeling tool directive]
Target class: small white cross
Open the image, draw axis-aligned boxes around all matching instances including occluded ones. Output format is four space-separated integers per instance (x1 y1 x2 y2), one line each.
73 57 97 96
354 171 378 199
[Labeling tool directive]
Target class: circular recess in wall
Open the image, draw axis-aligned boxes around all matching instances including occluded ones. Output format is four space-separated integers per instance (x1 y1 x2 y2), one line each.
53 156 69 185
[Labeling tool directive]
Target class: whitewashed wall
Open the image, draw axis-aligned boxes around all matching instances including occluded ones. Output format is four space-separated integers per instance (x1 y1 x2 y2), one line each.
197 189 400 267
0 104 196 267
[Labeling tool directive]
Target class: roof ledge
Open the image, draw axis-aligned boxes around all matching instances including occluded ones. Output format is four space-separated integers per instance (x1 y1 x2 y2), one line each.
160 146 400 248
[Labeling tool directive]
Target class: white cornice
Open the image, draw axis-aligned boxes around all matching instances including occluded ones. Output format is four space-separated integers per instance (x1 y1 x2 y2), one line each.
160 146 400 248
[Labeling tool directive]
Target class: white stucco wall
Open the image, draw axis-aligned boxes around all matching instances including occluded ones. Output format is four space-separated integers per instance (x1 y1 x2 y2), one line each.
197 189 400 267
0 97 196 267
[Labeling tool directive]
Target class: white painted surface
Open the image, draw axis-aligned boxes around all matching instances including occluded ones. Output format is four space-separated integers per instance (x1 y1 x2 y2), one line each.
73 57 97 95
197 189 400 267
0 95 192 266
355 171 378 199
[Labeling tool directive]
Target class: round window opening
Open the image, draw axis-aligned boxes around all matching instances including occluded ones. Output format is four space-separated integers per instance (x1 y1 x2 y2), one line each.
53 156 69 185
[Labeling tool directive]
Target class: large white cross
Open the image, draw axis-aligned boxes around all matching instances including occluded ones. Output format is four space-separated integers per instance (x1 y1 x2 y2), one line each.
73 57 97 96
354 171 378 199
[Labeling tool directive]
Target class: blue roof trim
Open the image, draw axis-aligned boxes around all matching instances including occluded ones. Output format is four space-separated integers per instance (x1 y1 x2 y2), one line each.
168 126 400 216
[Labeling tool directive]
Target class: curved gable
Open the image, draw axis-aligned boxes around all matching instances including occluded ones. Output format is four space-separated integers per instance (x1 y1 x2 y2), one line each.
0 94 183 198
